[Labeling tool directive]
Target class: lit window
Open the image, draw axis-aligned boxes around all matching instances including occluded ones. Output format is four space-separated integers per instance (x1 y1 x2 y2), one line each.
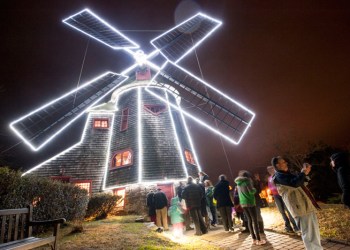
73 180 92 195
120 108 129 131
111 149 133 168
113 188 126 208
184 149 196 165
144 104 166 115
93 118 109 129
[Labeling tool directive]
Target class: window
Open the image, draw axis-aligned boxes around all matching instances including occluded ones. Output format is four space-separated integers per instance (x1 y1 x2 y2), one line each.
120 108 129 131
113 188 126 208
93 118 109 129
111 149 133 168
144 104 166 116
72 180 92 195
184 149 196 165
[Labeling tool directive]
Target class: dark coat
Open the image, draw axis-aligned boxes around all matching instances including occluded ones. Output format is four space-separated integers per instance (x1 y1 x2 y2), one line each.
146 192 156 216
182 183 203 209
253 179 263 207
331 152 350 191
213 179 233 208
153 191 168 209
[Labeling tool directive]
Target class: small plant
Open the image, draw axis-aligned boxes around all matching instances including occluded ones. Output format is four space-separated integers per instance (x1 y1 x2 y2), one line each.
85 193 120 220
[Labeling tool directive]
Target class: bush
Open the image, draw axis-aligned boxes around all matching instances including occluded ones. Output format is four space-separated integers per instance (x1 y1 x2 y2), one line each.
0 167 89 222
85 193 120 220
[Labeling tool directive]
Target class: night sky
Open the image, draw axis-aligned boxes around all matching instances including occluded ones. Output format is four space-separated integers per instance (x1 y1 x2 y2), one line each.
1 0 350 181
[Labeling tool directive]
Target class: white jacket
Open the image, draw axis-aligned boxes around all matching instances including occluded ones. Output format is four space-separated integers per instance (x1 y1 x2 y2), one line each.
276 184 317 218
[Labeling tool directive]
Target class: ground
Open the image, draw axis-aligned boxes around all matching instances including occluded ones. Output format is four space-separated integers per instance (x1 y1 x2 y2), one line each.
34 204 350 249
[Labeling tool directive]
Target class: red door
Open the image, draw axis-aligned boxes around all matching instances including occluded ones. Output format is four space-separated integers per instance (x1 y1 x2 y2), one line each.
156 183 174 206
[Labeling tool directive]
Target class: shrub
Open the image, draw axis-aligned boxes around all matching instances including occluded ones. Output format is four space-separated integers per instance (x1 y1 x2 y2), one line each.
0 167 89 222
85 193 120 220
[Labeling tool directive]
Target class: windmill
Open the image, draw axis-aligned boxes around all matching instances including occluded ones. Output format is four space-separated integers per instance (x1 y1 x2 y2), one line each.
9 9 255 197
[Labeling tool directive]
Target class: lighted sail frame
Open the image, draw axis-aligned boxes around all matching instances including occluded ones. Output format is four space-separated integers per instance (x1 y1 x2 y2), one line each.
11 8 256 185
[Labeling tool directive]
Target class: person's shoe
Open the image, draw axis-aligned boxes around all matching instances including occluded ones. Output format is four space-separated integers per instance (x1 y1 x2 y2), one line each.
156 227 163 233
229 229 234 233
211 223 217 227
285 228 294 233
256 240 266 245
186 227 194 231
194 232 203 236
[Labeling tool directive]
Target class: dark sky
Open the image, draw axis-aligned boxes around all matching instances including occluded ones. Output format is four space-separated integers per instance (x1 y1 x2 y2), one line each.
1 0 350 181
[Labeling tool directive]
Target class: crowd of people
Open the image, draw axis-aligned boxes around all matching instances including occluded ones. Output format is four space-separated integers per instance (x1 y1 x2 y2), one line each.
146 152 350 249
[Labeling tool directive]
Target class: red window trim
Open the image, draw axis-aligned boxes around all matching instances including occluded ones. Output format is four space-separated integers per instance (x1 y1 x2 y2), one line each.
71 180 92 195
120 108 129 131
93 118 109 129
144 104 167 116
110 149 133 169
184 149 196 166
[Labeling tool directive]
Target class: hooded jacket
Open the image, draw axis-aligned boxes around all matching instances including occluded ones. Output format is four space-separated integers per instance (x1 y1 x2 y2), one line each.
234 176 256 207
168 196 184 224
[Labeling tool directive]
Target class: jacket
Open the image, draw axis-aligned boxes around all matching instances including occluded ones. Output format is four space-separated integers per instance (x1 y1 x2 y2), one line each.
213 180 233 208
182 183 203 209
235 176 256 207
168 197 184 224
273 171 317 217
153 191 168 209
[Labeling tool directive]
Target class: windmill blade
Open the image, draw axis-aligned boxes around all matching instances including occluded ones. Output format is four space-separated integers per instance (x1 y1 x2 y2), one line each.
146 62 255 144
63 9 139 50
10 72 128 151
150 13 221 64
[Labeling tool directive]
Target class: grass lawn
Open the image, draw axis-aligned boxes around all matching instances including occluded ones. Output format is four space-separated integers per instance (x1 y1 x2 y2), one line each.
35 204 349 249
262 203 350 243
39 216 219 250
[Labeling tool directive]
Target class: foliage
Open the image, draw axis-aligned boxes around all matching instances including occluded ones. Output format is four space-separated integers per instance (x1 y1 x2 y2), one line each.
0 167 89 222
272 140 347 202
85 193 120 220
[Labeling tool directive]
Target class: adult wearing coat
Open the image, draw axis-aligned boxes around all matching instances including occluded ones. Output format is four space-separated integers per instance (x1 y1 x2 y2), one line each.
330 151 350 209
182 176 208 236
146 190 156 223
153 188 169 231
272 156 322 250
213 174 234 232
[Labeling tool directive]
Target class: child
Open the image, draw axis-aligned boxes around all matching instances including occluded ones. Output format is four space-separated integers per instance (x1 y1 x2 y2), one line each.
235 170 266 246
168 196 185 238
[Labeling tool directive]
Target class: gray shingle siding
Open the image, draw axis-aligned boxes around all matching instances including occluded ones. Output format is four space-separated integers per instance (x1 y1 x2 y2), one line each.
28 113 113 193
26 84 200 194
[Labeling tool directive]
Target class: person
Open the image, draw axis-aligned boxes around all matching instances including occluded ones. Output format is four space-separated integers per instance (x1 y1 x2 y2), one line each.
146 189 156 223
182 176 208 236
168 196 185 238
176 181 193 231
213 174 234 232
330 152 350 209
233 186 247 231
153 188 169 231
252 173 265 233
199 171 209 183
267 166 299 233
272 156 322 250
196 178 209 229
235 170 266 246
204 180 218 226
